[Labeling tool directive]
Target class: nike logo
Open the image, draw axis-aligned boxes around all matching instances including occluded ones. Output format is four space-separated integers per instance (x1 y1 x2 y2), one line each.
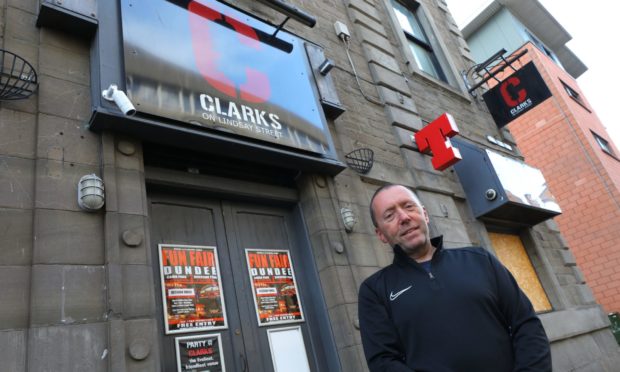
389 285 412 301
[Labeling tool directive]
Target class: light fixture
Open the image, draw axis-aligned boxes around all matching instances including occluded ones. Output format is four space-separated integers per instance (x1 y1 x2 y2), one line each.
341 207 357 233
319 59 335 76
78 174 105 211
102 84 136 116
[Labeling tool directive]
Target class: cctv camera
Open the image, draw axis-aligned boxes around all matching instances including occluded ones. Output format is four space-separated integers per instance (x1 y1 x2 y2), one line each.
485 189 498 201
102 84 136 116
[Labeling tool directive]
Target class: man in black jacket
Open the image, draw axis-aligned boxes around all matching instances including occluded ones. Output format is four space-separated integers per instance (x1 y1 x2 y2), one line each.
358 184 551 371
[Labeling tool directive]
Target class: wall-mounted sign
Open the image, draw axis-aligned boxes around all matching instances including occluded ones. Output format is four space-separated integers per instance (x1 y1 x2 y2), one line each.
175 333 226 372
452 138 561 227
158 244 227 334
120 0 330 154
414 113 462 171
245 249 304 326
486 149 561 213
482 62 552 128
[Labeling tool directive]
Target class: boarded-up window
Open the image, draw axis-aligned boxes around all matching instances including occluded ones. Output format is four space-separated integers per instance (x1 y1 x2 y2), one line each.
488 232 552 312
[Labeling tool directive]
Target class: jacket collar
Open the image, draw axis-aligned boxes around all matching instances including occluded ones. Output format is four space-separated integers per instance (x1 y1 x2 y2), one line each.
393 236 443 266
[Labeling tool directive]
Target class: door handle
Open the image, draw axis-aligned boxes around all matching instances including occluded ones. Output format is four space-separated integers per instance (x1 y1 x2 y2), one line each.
240 352 249 372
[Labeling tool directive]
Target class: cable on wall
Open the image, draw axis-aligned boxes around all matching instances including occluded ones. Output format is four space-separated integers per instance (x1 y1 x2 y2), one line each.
338 34 384 106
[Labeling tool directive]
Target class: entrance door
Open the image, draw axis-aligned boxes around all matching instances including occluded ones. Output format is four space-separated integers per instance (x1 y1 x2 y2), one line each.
149 192 325 371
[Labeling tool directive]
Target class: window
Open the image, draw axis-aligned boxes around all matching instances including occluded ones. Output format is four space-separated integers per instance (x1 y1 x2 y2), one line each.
488 232 552 313
390 0 447 82
524 29 563 68
591 131 615 156
561 80 590 111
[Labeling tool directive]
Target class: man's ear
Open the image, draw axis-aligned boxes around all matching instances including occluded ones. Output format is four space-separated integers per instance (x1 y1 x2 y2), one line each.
422 206 430 224
375 227 389 244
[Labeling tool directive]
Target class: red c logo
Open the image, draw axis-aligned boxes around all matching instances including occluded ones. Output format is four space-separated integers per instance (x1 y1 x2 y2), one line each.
188 1 270 103
499 77 527 107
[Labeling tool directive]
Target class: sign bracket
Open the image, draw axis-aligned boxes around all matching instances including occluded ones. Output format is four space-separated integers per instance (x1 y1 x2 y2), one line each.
463 48 529 96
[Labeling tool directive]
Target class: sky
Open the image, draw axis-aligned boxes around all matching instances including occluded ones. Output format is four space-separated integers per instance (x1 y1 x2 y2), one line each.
445 0 620 147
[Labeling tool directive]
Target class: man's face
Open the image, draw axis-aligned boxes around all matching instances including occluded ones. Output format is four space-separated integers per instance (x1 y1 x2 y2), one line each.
372 186 431 255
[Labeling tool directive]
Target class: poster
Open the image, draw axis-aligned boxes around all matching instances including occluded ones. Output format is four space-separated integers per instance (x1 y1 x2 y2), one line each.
175 333 226 372
245 249 304 326
159 244 227 334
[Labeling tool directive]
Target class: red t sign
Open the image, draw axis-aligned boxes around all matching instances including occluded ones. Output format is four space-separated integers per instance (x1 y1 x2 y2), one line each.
414 113 462 171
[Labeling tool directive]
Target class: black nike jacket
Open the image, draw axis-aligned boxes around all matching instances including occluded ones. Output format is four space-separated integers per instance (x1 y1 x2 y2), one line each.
358 237 551 372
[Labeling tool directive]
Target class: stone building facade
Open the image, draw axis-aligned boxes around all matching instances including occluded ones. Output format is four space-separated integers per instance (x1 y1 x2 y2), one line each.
0 0 618 371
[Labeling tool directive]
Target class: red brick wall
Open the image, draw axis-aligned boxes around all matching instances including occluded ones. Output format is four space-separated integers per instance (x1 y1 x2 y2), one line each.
499 44 620 312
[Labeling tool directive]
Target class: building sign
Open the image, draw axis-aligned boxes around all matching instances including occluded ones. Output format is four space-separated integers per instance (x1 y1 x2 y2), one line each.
158 244 227 334
175 333 226 372
482 62 552 128
486 149 561 213
120 0 330 154
245 249 304 326
414 113 462 171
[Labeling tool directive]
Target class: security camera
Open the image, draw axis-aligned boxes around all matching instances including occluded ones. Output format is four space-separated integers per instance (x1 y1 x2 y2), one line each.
319 59 335 76
102 84 136 116
485 189 498 201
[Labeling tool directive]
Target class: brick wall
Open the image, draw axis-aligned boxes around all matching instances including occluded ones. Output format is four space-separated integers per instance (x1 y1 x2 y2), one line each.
504 44 620 313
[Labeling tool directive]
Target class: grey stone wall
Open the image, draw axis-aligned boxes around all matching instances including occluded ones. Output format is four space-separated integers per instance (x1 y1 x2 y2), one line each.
1 0 109 371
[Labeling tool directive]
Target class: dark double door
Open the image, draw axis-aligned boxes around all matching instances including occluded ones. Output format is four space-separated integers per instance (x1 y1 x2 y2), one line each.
150 193 329 371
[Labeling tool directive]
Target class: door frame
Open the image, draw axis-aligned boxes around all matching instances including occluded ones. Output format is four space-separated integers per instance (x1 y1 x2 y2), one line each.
145 166 341 371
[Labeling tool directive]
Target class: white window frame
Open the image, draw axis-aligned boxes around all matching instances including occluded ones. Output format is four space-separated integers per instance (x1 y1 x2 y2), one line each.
385 0 464 92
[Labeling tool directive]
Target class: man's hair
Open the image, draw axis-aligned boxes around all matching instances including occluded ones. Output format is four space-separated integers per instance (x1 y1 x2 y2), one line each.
369 184 422 227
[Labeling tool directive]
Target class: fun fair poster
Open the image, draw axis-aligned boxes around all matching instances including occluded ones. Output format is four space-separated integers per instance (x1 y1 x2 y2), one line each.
245 249 304 326
159 244 228 334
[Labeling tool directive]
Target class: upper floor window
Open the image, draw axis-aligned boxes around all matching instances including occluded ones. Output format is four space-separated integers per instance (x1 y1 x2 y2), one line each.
390 0 447 82
591 131 615 157
561 80 590 111
524 29 563 68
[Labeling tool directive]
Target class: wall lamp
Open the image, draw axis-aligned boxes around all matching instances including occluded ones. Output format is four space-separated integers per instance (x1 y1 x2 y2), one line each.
319 59 335 76
341 207 357 233
78 174 105 212
102 84 136 116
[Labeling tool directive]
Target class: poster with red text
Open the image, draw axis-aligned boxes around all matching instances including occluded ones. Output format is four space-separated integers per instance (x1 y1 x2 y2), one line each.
159 244 227 334
245 249 304 326
175 333 225 372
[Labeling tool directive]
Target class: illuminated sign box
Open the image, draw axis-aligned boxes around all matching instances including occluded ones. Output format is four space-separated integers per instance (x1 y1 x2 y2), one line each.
453 138 561 226
121 0 329 154
89 0 344 175
482 62 552 128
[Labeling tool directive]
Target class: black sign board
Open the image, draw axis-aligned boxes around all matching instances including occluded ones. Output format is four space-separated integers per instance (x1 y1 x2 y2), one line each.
175 333 225 371
482 62 552 128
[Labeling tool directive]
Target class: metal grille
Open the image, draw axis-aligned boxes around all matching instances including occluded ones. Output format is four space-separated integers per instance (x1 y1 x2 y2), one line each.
0 49 38 101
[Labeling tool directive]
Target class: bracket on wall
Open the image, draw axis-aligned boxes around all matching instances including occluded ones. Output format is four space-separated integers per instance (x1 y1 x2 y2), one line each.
462 48 529 96
254 0 316 37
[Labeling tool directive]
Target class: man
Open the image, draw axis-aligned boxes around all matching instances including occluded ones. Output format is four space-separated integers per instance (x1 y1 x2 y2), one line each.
358 184 551 372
